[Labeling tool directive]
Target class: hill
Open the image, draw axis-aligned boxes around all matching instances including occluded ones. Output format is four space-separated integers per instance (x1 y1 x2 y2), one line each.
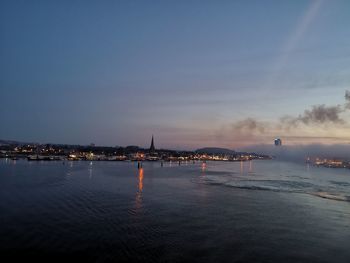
195 147 235 155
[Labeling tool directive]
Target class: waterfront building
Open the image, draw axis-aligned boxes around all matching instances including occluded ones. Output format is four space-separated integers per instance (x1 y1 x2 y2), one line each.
274 138 282 146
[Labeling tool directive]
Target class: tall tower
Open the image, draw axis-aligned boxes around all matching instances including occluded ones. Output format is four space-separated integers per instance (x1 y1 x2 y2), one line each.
150 135 156 153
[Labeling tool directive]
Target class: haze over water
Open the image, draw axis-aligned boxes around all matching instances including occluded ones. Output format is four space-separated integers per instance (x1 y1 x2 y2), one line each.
1 159 350 262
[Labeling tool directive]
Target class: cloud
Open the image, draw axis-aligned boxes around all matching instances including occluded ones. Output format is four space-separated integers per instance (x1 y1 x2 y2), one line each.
230 102 346 139
231 118 267 134
281 104 344 127
299 104 344 124
225 90 350 146
282 90 350 127
345 90 350 109
283 90 350 127
213 118 271 148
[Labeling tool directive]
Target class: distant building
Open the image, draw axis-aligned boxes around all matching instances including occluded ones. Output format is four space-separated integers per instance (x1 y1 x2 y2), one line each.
274 138 282 146
150 135 156 153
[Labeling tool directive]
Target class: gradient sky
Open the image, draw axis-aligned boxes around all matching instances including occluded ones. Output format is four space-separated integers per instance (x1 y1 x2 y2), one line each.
1 0 350 149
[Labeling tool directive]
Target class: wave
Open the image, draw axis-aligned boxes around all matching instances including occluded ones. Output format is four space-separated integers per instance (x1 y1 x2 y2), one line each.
203 176 350 202
311 192 350 202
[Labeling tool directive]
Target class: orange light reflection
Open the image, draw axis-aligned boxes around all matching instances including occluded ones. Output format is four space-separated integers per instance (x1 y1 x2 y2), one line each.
138 168 144 192
201 162 206 172
135 168 144 211
240 161 243 174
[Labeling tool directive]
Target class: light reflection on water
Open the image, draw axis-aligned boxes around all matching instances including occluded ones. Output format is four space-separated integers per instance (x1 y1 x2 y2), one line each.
249 160 253 173
134 168 144 213
201 162 206 172
138 168 144 192
89 161 93 179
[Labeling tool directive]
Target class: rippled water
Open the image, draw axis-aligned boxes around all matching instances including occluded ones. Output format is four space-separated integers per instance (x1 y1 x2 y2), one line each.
202 160 350 202
0 159 350 262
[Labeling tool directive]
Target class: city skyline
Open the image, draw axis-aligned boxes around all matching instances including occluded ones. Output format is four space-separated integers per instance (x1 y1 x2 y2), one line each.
1 0 350 149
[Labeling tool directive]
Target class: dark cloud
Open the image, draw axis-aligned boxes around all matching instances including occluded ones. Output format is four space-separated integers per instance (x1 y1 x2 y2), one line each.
299 104 344 124
281 104 345 127
345 90 350 109
281 90 350 127
214 118 269 146
221 91 350 146
231 118 267 134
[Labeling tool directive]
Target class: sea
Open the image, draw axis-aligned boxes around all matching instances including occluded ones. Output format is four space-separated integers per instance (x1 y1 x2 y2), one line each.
0 159 350 262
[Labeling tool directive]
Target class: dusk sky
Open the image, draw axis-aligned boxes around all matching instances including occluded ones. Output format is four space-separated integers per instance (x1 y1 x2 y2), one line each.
1 0 350 149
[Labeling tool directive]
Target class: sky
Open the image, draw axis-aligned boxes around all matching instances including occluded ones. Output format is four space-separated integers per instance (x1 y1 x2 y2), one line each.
1 0 350 150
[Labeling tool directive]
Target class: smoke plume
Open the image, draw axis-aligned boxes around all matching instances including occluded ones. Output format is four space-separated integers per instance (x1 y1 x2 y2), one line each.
228 91 350 145
345 90 350 109
281 104 345 127
231 118 267 134
281 91 350 127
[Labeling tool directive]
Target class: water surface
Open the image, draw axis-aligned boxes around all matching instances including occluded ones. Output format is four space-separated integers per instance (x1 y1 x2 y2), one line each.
0 159 350 262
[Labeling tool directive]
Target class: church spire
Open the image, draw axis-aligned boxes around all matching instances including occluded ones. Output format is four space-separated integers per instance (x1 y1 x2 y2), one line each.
150 135 155 153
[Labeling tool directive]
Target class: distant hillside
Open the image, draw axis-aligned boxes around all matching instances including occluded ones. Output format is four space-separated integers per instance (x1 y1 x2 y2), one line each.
195 147 235 155
0 139 37 145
